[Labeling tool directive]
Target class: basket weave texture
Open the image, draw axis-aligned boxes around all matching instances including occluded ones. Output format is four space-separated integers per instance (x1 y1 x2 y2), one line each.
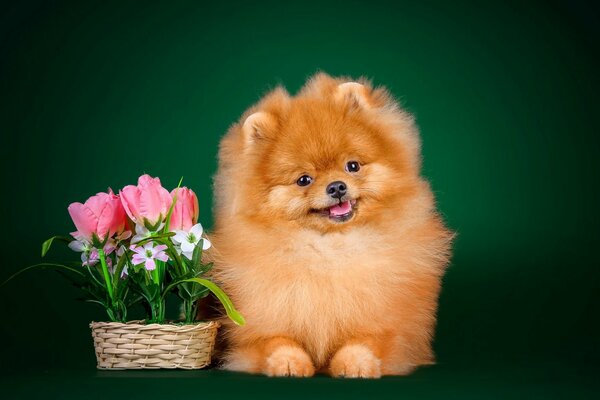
90 320 219 369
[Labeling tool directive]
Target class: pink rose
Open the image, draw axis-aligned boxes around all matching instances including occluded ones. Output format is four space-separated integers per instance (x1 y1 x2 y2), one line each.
119 174 172 229
68 189 126 243
169 187 199 231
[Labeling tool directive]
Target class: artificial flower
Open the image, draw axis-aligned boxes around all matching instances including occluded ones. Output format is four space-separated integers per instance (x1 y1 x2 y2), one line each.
169 187 199 231
69 241 114 268
171 223 211 259
67 189 126 243
131 242 169 271
112 230 132 257
119 174 172 229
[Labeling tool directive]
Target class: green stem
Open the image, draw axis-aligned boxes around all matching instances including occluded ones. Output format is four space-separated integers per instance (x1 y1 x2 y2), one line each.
151 302 160 322
98 248 115 306
192 301 200 322
183 299 193 323
152 265 160 286
165 241 186 275
151 300 165 323
149 260 165 323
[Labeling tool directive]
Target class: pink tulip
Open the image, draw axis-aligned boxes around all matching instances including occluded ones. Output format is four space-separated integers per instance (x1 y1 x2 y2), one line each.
68 189 126 243
169 187 199 231
119 174 172 229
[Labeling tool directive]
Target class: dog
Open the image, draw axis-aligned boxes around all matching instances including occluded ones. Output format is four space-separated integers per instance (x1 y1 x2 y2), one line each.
210 72 453 378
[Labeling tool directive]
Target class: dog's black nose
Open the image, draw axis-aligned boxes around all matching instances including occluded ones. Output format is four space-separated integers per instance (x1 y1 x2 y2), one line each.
326 181 347 199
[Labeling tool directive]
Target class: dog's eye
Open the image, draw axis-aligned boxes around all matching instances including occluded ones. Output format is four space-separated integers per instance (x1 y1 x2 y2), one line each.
297 175 313 186
346 161 360 173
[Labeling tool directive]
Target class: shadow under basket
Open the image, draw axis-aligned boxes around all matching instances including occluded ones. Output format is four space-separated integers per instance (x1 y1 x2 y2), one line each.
90 320 220 369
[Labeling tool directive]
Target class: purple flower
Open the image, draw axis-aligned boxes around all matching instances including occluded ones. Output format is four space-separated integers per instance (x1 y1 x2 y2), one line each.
131 242 169 271
70 242 113 269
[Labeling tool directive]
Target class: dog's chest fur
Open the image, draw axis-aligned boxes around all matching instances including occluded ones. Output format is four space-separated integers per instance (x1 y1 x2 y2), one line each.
234 226 407 365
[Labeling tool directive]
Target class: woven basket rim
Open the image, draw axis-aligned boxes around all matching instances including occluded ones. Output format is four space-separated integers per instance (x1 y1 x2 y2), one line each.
90 320 220 333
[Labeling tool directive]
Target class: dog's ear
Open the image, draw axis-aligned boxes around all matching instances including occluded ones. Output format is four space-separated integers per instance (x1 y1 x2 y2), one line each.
240 86 289 147
241 111 276 146
335 82 373 109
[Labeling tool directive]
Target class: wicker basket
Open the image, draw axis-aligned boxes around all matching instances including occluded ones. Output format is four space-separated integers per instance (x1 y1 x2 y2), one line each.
90 320 220 369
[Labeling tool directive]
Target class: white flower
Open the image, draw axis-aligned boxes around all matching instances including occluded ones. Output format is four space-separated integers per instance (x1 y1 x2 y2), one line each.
171 223 211 260
68 239 91 254
69 239 95 265
131 223 150 244
131 223 162 244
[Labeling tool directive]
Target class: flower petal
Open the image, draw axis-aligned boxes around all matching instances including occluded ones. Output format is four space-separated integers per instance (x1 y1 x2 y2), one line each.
201 238 212 250
153 244 168 254
93 192 119 240
120 185 142 223
118 230 132 241
67 202 98 241
132 253 145 265
68 240 87 253
138 175 172 226
135 223 148 236
155 252 169 262
172 231 188 244
190 223 204 239
70 231 87 242
145 258 156 271
168 188 199 231
180 240 195 253
103 239 116 255
131 234 145 244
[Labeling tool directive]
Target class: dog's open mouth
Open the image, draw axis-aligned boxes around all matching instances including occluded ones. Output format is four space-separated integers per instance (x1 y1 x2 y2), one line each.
310 199 357 223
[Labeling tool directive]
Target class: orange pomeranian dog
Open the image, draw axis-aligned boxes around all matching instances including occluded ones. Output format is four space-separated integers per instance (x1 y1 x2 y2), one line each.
210 72 453 378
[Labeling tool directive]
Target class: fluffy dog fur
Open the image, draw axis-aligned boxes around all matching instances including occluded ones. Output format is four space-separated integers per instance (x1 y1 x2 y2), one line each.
210 72 453 378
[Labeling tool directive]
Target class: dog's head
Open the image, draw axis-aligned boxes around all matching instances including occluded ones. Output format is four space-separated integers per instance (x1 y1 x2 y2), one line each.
216 73 423 233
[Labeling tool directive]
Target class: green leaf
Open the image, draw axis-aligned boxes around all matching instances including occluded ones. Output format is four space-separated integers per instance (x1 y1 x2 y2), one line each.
163 176 184 235
84 299 107 308
126 294 144 307
41 236 71 257
134 233 175 245
192 242 203 269
1 263 84 288
84 265 104 288
177 284 194 301
183 255 192 271
165 278 245 326
197 262 213 276
192 286 209 298
112 251 128 286
163 240 186 275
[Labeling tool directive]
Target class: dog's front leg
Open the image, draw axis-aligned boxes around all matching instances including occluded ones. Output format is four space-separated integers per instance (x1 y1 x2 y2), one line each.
224 336 315 377
328 340 383 378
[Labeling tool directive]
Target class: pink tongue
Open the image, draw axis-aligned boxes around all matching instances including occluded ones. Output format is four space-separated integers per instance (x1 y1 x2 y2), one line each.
329 200 352 216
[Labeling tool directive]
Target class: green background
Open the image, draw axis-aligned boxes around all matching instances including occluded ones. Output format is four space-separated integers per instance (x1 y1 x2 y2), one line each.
1 0 598 398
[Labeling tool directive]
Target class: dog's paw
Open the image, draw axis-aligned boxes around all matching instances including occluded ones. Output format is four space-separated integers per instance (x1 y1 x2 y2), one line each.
264 345 315 377
329 344 382 378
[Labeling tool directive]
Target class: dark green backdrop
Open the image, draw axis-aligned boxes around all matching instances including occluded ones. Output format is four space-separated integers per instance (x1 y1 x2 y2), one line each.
1 0 598 398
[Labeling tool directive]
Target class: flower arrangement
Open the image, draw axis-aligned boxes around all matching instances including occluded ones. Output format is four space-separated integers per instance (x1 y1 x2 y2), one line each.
25 174 244 326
